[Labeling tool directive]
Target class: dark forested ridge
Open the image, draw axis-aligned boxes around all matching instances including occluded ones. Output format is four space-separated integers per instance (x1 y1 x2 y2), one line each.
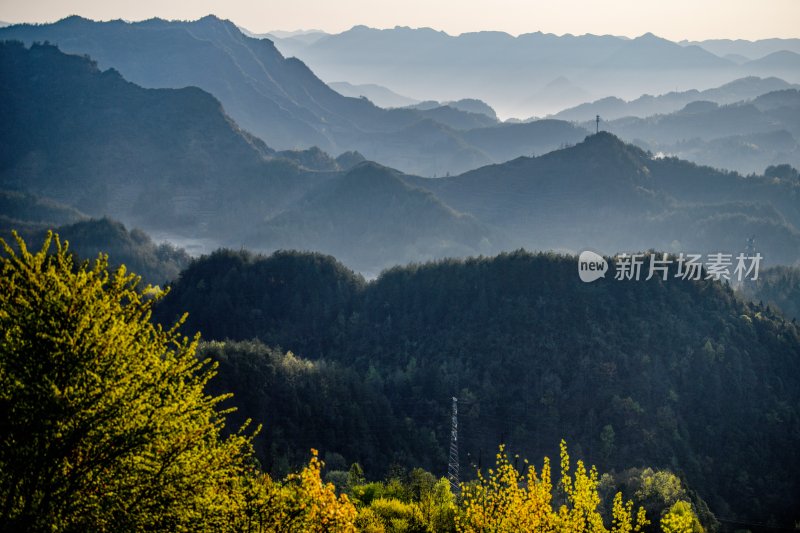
5 40 800 271
155 248 800 525
0 41 502 273
0 188 190 285
244 162 501 274
0 40 324 231
0 188 87 234
409 132 800 265
52 218 191 286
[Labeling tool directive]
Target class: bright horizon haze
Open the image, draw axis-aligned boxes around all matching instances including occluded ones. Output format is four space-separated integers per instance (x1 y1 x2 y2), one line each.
0 0 798 41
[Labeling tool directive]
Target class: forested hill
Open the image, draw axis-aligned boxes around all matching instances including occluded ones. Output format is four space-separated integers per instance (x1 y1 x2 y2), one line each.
0 40 308 229
5 39 799 269
243 161 500 272
155 248 800 525
0 41 499 273
409 132 800 265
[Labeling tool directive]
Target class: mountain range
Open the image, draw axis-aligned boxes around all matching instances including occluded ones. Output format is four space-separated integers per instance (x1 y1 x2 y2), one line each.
681 38 800 61
0 16 588 176
0 40 329 232
598 89 800 173
328 81 420 108
553 76 800 121
268 26 800 118
547 81 800 174
265 29 800 63
3 8 800 530
408 132 800 265
0 41 503 274
3 40 800 275
4 16 798 178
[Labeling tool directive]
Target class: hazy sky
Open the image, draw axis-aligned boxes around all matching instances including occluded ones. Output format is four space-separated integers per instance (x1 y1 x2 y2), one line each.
1 0 798 41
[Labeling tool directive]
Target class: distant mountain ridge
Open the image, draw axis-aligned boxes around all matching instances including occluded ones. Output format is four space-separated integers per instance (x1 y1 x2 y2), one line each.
4 40 800 272
746 50 800 71
553 76 800 121
596 89 800 173
245 162 501 274
682 38 800 60
329 81 419 108
408 132 800 264
0 16 586 176
0 41 501 272
12 16 791 177
266 25 800 118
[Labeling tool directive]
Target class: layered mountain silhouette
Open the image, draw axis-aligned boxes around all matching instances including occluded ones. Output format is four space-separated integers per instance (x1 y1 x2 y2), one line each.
553 76 800 121
329 81 419 108
682 37 800 60
597 89 800 173
0 40 325 232
3 40 800 271
268 25 799 118
0 16 587 176
245 162 501 275
17 17 791 176
0 41 500 272
408 132 800 264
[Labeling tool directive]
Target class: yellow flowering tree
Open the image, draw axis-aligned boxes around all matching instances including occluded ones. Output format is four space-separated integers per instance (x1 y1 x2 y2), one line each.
457 441 649 533
660 501 704 533
0 232 262 530
235 449 357 532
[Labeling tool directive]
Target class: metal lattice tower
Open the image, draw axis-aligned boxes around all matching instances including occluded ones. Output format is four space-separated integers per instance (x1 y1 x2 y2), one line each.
447 396 460 496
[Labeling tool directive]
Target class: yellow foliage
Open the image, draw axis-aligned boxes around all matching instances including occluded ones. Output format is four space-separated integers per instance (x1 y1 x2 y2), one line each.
0 232 254 531
456 441 648 533
661 501 704 533
356 507 387 533
0 233 360 532
234 449 358 532
456 444 555 532
368 497 426 532
0 232 681 533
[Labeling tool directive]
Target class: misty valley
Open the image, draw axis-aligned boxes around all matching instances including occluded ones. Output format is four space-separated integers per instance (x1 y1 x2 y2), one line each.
1 11 799 533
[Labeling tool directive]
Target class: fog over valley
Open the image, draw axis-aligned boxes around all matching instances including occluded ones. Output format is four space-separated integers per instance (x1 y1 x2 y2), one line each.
1 3 800 531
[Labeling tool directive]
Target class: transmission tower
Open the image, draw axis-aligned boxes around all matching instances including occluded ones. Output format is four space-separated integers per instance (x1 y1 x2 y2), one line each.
447 396 460 496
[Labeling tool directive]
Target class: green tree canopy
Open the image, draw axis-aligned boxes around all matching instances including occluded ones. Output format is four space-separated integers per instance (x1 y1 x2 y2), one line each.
0 232 253 531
